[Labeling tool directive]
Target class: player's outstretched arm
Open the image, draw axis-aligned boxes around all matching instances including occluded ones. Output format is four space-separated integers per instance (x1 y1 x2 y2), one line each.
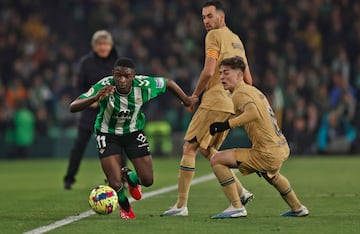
165 79 193 107
209 103 259 135
69 85 114 112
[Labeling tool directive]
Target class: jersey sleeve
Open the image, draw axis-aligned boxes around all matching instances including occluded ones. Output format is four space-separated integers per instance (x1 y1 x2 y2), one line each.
135 76 167 100
228 91 258 128
79 76 113 99
233 91 254 112
205 30 220 59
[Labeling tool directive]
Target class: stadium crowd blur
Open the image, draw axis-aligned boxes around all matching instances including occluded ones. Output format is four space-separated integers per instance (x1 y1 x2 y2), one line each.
1 0 359 157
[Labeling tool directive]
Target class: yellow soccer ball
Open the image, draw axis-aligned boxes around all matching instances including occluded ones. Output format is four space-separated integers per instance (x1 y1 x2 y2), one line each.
88 185 118 214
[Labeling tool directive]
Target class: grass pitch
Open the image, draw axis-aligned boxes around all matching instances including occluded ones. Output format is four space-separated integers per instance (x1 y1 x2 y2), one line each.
0 156 359 234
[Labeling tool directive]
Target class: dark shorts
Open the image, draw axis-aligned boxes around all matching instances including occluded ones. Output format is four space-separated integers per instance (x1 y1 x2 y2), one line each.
95 130 150 159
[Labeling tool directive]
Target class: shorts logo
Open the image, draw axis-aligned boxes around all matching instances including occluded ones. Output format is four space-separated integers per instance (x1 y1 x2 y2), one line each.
136 133 149 149
136 133 147 143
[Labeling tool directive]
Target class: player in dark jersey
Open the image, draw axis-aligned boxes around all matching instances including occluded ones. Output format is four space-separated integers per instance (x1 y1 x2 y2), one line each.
69 57 193 219
209 56 308 218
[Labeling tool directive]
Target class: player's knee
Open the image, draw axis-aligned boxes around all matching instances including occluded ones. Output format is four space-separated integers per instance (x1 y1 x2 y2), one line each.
108 178 122 191
183 141 197 155
140 176 153 187
210 158 216 167
209 154 220 167
262 172 278 185
199 147 211 159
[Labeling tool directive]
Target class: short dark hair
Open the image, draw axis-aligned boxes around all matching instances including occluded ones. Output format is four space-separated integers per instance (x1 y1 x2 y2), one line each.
114 57 135 69
220 56 246 72
202 1 225 13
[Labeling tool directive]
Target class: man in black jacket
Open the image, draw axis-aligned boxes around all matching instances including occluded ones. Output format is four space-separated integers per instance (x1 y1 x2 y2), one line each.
64 30 126 190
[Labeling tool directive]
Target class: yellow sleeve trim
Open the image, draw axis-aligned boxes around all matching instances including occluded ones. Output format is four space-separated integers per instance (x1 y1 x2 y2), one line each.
206 49 219 59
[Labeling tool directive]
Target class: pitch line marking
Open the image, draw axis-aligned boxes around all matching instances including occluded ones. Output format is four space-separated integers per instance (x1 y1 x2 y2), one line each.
23 173 216 234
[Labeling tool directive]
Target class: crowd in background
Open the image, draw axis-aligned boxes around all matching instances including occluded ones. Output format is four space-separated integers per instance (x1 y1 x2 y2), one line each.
1 0 359 156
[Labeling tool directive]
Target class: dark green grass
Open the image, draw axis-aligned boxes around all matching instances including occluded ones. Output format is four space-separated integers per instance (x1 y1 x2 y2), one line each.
0 156 359 234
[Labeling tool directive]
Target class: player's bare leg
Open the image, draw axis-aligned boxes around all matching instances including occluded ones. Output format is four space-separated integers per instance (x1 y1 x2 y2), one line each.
100 154 123 192
122 155 154 201
100 154 135 219
129 155 154 187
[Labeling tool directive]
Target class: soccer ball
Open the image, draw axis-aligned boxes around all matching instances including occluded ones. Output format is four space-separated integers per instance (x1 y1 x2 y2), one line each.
88 185 118 214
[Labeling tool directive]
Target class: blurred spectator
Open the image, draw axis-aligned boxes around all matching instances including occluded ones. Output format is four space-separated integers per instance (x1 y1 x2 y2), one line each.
262 68 285 129
331 46 350 81
5 77 27 110
34 106 49 137
313 83 331 114
0 101 10 139
329 71 356 122
288 115 315 155
284 102 319 155
7 101 35 158
354 55 360 96
21 13 48 41
306 102 320 136
317 109 357 154
28 74 53 111
0 32 19 85
56 92 76 129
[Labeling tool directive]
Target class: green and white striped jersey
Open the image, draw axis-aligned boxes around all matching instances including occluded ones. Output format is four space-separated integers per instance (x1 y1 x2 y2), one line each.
80 75 167 135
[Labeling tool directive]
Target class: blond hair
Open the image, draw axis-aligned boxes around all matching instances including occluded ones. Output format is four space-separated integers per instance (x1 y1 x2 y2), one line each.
91 30 113 48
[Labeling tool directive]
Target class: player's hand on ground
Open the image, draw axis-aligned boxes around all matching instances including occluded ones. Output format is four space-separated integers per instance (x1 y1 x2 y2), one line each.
209 121 230 135
96 85 115 101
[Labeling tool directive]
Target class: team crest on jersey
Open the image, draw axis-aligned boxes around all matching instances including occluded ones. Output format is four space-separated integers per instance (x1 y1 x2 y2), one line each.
155 78 164 88
84 88 95 97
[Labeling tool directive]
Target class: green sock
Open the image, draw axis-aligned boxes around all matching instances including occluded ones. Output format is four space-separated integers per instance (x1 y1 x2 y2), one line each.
129 171 140 185
117 186 127 203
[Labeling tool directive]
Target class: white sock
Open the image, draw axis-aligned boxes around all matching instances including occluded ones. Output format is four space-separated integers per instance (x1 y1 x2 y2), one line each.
240 188 250 197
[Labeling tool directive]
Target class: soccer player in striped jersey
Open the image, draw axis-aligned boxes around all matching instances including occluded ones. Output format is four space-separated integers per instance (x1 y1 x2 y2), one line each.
69 57 193 219
209 56 308 218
